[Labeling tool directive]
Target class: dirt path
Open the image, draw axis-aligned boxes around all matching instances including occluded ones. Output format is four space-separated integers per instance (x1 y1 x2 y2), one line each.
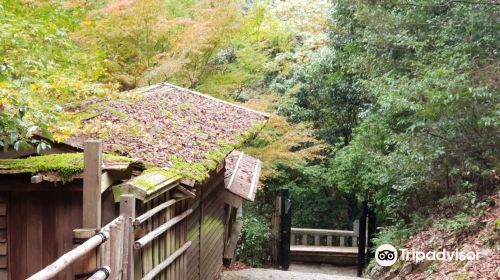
221 264 365 280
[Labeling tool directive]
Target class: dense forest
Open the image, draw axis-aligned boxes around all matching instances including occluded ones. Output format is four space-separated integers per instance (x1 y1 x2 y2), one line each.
1 0 498 278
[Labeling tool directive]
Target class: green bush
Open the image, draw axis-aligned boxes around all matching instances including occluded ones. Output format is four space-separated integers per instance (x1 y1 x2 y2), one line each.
236 209 271 266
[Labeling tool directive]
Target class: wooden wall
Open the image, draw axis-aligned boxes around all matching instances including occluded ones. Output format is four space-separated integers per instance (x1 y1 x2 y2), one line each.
6 189 82 280
0 194 7 279
186 185 201 280
200 176 226 280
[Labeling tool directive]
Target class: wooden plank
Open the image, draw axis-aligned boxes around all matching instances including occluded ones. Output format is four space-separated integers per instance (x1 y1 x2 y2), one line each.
0 244 6 255
10 192 27 278
301 234 307 246
314 235 320 246
26 195 43 276
83 140 103 228
327 235 333 246
0 257 6 269
0 204 5 216
339 236 344 247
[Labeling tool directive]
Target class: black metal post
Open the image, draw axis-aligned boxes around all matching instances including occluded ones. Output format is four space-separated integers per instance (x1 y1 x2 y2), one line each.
279 188 291 270
357 201 368 277
366 208 377 264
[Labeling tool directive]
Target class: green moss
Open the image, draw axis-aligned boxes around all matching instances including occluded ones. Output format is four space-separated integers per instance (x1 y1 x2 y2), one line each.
161 109 174 118
0 153 140 181
150 121 267 183
108 108 128 119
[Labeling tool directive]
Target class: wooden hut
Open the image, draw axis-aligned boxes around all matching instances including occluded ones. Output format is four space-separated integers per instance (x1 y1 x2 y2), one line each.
0 83 267 280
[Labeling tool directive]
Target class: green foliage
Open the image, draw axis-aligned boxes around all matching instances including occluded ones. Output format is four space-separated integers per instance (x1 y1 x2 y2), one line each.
0 0 111 148
285 0 500 226
262 162 360 229
236 207 271 266
435 213 474 232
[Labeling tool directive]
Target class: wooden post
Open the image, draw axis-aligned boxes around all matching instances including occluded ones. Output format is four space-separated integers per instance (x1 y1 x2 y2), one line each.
367 208 377 264
120 195 135 280
357 202 368 277
326 235 334 246
278 188 291 270
314 235 320 246
223 205 243 264
83 140 103 228
352 220 359 247
82 140 103 272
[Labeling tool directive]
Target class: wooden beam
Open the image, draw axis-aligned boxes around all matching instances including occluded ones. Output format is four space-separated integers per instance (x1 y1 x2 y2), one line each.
83 140 103 228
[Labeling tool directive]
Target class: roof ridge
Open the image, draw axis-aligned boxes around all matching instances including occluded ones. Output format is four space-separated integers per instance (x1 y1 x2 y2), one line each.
162 83 270 118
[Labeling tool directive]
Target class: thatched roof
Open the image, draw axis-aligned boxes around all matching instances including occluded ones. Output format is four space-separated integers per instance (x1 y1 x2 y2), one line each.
64 83 268 181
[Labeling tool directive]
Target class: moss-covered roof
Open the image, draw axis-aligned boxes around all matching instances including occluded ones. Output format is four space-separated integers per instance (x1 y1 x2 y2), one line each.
0 153 143 181
64 83 268 181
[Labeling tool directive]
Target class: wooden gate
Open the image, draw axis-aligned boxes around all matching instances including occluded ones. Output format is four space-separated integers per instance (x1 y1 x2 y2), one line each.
271 188 291 270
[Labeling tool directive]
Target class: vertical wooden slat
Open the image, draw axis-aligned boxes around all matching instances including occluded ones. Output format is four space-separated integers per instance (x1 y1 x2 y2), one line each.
301 234 307 246
152 198 159 277
339 236 345 247
327 235 333 246
120 195 135 280
166 193 173 280
26 194 42 276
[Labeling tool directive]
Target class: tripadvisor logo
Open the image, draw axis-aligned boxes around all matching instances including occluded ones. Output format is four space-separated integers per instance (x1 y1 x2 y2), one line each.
375 244 483 267
375 244 398 266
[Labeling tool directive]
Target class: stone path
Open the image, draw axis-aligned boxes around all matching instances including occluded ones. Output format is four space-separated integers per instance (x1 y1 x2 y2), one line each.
221 264 366 280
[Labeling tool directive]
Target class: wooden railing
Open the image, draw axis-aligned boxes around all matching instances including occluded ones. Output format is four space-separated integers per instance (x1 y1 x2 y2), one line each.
27 194 193 280
291 220 360 247
27 216 126 280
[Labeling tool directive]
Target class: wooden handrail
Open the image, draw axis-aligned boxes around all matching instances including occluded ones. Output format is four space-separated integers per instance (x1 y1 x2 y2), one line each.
87 266 111 280
134 208 193 249
134 199 177 226
27 216 124 280
26 231 110 280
